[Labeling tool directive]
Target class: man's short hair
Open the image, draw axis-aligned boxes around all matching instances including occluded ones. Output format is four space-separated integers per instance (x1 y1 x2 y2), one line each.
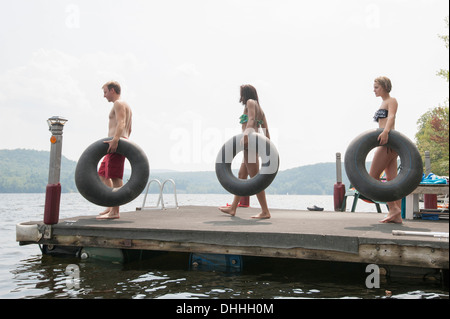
103 81 121 95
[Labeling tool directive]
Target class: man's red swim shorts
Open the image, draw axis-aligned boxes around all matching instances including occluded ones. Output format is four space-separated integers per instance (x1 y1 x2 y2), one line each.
98 153 126 179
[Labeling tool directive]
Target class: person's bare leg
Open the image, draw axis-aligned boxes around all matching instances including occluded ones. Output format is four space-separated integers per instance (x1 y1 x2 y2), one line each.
245 152 271 219
219 195 240 216
370 147 402 223
251 190 271 219
369 146 388 179
99 207 113 215
379 150 402 223
380 201 402 223
97 177 123 219
98 176 113 215
219 162 247 216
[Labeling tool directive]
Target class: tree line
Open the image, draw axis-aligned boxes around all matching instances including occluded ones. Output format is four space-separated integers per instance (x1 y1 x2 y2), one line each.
0 149 78 193
0 149 350 194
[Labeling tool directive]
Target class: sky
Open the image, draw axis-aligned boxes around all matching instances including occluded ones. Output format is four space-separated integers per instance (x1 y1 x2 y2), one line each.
0 0 448 173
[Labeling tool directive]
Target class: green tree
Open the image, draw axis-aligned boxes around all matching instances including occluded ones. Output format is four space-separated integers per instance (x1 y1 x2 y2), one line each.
416 105 449 176
437 16 449 82
415 17 449 177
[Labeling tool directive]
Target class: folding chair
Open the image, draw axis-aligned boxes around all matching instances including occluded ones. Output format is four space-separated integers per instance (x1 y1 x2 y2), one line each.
340 184 388 213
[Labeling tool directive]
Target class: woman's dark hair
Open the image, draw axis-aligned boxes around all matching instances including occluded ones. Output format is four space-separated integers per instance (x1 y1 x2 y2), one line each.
239 84 259 105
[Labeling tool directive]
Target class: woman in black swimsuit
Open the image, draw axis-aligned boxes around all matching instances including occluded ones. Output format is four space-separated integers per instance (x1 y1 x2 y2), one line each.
370 76 402 223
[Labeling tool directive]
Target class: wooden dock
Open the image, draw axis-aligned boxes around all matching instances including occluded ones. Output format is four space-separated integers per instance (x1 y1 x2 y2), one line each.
16 206 448 269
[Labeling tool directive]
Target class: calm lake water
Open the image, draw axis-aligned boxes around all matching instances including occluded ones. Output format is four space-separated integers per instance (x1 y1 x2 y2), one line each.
1 193 448 301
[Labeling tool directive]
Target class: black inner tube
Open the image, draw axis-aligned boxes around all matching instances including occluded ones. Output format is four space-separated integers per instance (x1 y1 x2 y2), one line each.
215 133 279 196
344 129 423 202
75 138 149 207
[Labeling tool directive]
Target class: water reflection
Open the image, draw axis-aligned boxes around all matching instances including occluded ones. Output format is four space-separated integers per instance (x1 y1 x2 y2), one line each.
10 252 448 299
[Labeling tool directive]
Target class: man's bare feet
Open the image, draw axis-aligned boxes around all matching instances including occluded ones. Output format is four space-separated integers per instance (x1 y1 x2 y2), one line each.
99 207 112 216
219 206 236 216
96 212 120 220
97 207 120 219
251 212 271 219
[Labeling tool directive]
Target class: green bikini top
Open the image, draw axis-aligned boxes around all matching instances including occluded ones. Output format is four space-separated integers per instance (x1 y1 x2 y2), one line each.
239 114 264 126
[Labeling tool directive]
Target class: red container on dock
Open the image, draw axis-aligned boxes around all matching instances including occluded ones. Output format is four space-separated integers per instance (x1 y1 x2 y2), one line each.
424 194 437 209
44 183 61 225
239 196 250 207
334 182 345 211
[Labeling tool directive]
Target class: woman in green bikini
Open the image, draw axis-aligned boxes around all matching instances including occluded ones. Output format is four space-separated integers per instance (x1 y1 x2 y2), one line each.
219 84 271 219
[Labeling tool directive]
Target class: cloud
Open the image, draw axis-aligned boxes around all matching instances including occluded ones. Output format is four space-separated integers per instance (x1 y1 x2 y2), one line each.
0 1 448 172
176 63 201 77
0 49 148 160
0 49 88 111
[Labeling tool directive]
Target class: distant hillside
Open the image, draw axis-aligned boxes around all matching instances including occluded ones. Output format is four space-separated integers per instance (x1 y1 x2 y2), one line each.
0 149 78 193
151 164 351 195
0 149 350 195
270 163 350 195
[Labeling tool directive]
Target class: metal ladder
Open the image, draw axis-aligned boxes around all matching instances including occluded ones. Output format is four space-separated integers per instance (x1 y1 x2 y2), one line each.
138 179 179 210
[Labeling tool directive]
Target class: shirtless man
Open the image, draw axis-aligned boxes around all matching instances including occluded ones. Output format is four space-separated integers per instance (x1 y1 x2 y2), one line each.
219 84 271 219
97 81 133 219
370 76 402 223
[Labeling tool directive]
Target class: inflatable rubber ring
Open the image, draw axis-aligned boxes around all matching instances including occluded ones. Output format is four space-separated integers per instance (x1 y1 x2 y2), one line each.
215 133 279 196
344 128 423 202
75 137 149 207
